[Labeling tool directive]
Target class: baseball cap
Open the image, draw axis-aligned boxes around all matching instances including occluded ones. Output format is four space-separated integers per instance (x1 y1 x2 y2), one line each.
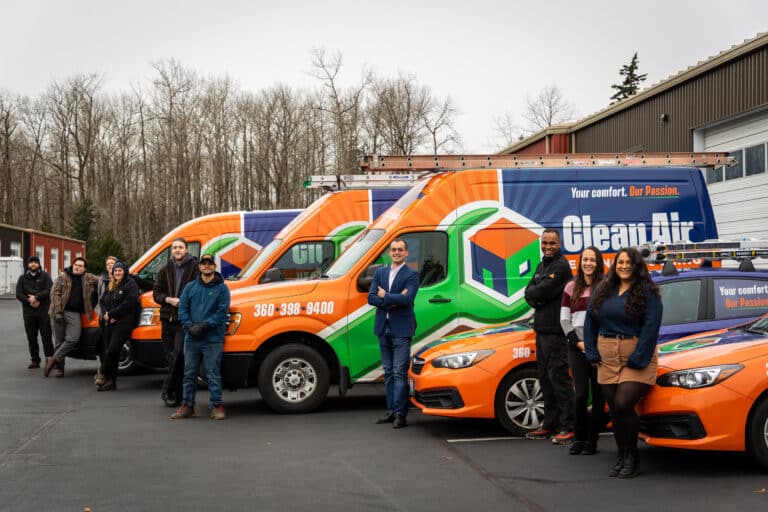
199 254 216 265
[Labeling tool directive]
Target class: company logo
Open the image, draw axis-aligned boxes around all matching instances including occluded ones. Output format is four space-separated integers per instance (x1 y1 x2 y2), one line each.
463 210 542 305
659 337 721 354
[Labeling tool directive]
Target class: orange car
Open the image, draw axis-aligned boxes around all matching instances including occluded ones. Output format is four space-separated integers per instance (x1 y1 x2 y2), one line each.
639 313 768 469
409 321 540 435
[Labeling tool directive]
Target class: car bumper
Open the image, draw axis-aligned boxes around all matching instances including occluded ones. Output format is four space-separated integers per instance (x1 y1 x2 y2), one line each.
639 383 751 452
130 339 166 370
409 363 497 419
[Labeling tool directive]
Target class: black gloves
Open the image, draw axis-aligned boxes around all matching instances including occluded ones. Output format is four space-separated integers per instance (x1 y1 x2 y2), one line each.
187 322 209 339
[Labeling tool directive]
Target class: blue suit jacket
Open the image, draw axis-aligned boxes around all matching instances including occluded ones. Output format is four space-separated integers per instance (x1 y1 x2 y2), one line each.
367 264 420 338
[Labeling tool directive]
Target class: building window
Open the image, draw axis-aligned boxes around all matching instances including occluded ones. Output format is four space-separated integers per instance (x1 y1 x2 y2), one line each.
36 245 44 261
725 149 743 180
63 250 72 268
745 144 766 177
706 166 723 184
10 241 21 258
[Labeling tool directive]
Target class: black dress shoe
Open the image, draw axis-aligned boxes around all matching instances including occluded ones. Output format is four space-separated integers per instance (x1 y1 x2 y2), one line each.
392 414 407 429
375 412 395 424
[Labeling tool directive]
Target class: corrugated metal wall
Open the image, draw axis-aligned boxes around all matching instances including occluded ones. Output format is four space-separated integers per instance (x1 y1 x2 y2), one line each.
574 45 768 152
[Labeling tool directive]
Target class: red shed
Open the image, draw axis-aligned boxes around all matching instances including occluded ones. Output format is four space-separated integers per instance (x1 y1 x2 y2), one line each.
23 229 86 280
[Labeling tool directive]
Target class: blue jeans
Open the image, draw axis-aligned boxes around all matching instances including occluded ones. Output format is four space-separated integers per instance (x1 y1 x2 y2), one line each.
379 331 412 416
182 340 223 409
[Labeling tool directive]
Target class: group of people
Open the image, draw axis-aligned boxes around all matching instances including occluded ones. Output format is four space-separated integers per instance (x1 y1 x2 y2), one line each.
524 229 662 479
15 238 231 420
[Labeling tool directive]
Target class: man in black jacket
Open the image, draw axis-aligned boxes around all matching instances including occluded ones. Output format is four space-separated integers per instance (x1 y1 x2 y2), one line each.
15 256 53 369
524 229 575 444
153 238 198 407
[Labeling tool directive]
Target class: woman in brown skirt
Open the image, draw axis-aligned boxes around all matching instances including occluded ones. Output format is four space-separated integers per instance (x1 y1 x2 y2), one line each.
583 247 662 478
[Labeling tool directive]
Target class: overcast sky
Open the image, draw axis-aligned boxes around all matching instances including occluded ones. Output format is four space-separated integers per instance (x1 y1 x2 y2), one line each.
2 0 765 152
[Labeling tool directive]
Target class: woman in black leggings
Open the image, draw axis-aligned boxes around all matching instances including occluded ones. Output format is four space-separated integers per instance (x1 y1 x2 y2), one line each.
583 248 662 478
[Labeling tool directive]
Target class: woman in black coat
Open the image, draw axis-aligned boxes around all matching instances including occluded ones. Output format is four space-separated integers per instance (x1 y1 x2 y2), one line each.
97 261 139 391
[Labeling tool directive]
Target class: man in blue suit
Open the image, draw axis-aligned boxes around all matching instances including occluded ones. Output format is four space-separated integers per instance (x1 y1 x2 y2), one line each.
368 238 420 429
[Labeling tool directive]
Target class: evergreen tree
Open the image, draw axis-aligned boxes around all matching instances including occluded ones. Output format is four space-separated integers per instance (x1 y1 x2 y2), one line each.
69 198 97 244
610 52 648 102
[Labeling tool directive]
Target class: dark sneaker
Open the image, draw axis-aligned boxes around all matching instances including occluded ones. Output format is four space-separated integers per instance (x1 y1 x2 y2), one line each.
392 414 407 429
525 428 552 440
375 411 395 424
28 361 41 369
581 442 598 455
171 405 195 419
569 440 585 455
552 431 576 445
210 406 226 420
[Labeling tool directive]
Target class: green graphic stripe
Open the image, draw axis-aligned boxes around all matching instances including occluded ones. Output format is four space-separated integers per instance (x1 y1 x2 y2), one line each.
205 236 239 255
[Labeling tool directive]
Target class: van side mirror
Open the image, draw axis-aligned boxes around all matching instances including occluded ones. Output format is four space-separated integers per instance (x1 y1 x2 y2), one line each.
357 264 383 292
260 267 284 284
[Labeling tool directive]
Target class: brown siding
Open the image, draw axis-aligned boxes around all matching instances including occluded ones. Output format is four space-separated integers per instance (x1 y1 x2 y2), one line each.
574 45 768 152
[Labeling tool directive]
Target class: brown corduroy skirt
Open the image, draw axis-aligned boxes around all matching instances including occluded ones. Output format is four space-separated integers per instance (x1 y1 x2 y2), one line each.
596 335 658 385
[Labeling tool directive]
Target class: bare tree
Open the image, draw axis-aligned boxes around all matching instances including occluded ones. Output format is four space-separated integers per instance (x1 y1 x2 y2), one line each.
523 84 574 133
492 111 524 149
423 96 461 154
366 73 432 154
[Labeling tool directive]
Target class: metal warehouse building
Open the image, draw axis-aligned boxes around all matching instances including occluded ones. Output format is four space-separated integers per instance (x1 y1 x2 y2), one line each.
501 32 768 240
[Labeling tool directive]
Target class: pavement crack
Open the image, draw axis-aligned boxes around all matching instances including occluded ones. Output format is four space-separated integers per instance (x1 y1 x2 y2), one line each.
0 408 73 467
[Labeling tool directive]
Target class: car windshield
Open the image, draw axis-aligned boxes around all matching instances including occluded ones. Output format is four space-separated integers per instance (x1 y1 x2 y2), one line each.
324 229 385 279
746 316 768 334
236 238 283 280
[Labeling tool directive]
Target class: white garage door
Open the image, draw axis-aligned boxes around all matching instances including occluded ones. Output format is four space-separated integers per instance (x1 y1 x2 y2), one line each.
697 111 768 240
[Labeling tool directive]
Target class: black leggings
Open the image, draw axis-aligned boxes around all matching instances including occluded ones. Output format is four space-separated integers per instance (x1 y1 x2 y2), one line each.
602 381 651 451
568 347 605 443
101 320 134 381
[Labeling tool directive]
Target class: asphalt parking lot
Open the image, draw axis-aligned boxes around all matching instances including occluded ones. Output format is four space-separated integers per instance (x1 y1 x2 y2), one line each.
0 298 766 511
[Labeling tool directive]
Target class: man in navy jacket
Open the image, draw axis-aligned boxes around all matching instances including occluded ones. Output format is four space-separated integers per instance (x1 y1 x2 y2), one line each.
368 238 420 428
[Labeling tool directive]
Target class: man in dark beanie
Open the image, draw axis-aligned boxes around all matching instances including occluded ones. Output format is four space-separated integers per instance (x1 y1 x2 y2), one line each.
15 256 53 369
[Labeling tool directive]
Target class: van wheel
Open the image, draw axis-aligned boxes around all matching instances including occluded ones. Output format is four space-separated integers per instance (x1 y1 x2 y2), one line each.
118 340 137 375
748 396 768 470
494 368 544 436
258 344 330 414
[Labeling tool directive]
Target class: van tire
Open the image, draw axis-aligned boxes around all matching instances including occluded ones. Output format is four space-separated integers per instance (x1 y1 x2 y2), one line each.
258 344 330 414
494 368 544 436
118 341 138 375
747 396 768 470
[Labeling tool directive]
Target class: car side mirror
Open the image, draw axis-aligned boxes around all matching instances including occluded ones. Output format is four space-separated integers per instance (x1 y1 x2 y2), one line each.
259 267 284 284
357 264 383 292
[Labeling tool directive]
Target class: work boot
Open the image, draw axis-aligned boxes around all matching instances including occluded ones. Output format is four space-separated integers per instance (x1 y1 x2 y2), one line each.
392 414 407 429
171 405 195 419
210 405 226 420
43 357 56 377
375 411 395 424
94 369 105 386
97 379 117 392
618 448 639 478
608 449 625 477
569 441 585 455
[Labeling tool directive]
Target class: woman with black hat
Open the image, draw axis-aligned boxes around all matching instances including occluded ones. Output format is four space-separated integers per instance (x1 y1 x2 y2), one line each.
97 261 139 391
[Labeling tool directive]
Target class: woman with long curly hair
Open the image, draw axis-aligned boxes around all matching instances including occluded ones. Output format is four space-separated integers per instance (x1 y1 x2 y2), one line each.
560 246 606 455
583 247 662 478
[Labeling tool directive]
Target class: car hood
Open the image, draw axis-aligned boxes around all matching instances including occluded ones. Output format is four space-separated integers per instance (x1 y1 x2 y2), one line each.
657 328 768 371
228 279 319 307
416 321 534 358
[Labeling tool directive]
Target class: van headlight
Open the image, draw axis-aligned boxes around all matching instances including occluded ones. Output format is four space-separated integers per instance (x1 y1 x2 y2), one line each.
431 350 495 369
656 364 743 389
226 312 242 336
138 307 159 326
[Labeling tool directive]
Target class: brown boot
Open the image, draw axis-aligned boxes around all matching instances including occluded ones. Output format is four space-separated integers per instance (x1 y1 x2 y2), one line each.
94 369 105 386
97 379 117 392
210 405 226 420
55 362 65 378
43 357 57 377
171 405 195 419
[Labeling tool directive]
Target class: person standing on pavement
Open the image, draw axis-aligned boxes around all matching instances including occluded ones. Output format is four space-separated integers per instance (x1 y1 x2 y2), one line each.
15 256 54 369
97 261 140 391
94 255 117 386
368 238 420 429
153 238 198 407
524 229 575 444
45 257 98 377
171 254 230 420
584 247 662 479
560 246 606 455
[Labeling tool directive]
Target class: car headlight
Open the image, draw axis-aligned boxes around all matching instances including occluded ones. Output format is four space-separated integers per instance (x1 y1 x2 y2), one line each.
431 350 495 369
225 312 242 336
656 364 744 389
138 307 160 326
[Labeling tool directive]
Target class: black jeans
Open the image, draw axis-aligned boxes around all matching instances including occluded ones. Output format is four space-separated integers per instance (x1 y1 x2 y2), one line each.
101 319 134 381
535 332 574 432
161 320 185 401
568 346 605 443
23 313 54 363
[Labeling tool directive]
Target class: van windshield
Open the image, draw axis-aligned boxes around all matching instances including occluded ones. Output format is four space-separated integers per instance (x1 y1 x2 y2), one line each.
236 238 283 280
325 229 385 279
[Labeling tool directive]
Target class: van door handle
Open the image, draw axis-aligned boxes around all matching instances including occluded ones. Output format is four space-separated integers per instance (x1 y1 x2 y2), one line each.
429 297 452 303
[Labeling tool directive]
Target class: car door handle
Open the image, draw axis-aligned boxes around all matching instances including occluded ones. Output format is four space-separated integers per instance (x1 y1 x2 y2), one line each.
429 297 452 303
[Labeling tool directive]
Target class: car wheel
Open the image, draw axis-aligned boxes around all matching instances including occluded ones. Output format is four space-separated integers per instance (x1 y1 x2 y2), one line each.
117 340 137 375
257 344 330 414
494 368 544 436
748 395 768 470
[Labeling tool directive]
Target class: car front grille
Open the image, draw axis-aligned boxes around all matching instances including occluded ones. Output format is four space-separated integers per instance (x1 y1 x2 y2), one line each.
640 414 706 440
413 388 464 409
